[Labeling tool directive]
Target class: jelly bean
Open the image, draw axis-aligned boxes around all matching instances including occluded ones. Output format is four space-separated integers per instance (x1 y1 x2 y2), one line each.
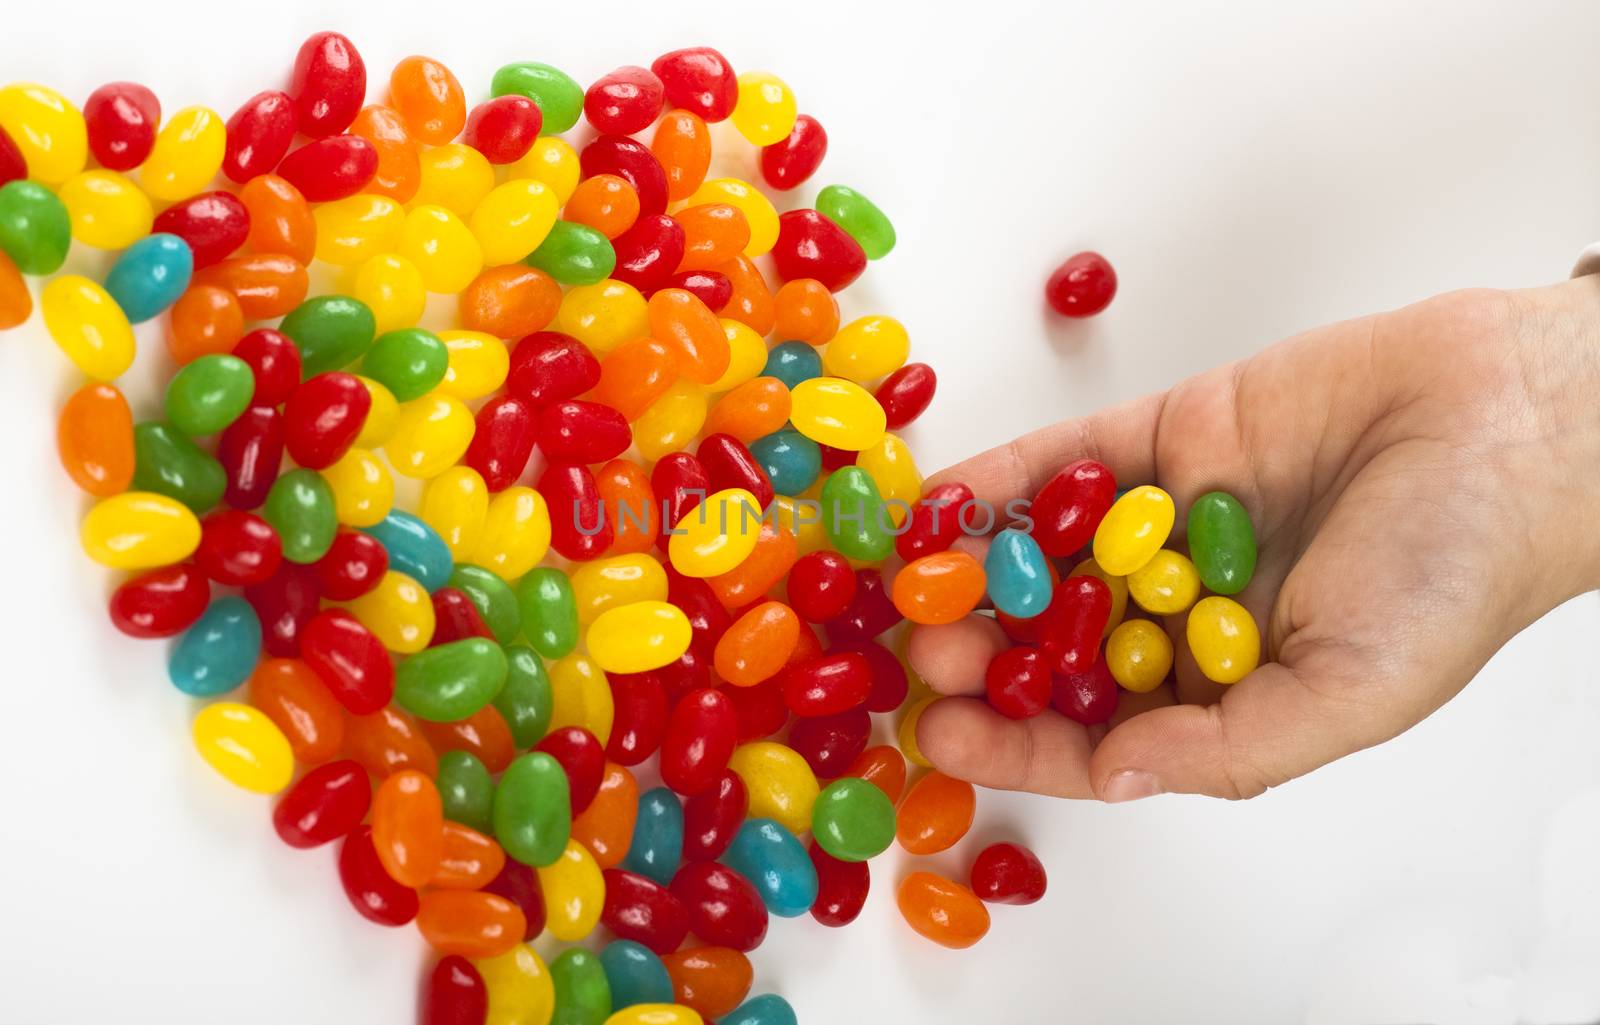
601 940 674 1011
633 382 707 462
57 383 134 497
592 341 674 430
668 860 767 952
0 181 68 274
262 468 337 563
646 110 709 205
479 944 556 1025
460 266 561 340
707 523 795 610
660 947 750 1021
573 761 639 869
534 726 605 813
276 134 377 203
167 595 262 697
700 320 762 387
667 488 762 579
571 554 669 625
41 275 132 380
1046 250 1117 316
425 956 488 1025
782 651 871 718
222 90 295 183
162 357 251 441
1187 490 1258 594
741 430 815 500
1039 575 1113 675
419 468 492 564
716 254 776 334
787 706 869 780
311 193 403 266
896 770 976 855
471 178 559 265
505 330 600 406
81 490 201 569
1092 484 1175 575
483 648 546 753
985 528 1052 619
1187 595 1261 684
245 561 321 657
139 106 224 203
790 377 886 452
542 461 615 562
856 433 921 527
433 330 507 402
699 434 773 510
396 638 508 721
581 135 667 218
807 835 873 932
968 841 1048 907
0 83 86 185
339 825 419 926
600 868 689 955
448 565 522 645
898 872 990 948
345 703 439 779
291 31 366 137
674 204 748 273
104 233 193 323
1068 555 1128 639
349 566 438 650
625 786 685 885
192 252 310 321
0 124 20 186
422 704 515 776
821 315 907 383
650 47 737 122
110 562 208 639
299 609 394 713
492 61 584 135
192 701 293 793
728 71 796 146
517 220 615 288
415 144 495 216
213 408 280 512
815 184 895 260
434 749 495 835
1026 458 1115 557
240 174 315 260
1125 550 1199 616
769 283 835 352
348 256 424 336
389 56 466 145
1050 655 1113 728
823 571 902 649
724 818 816 918
725 740 818 839
553 279 645 359
706 378 789 446
817 467 891 562
652 456 710 556
516 567 579 660
982 646 1051 719
248 657 342 763
276 295 373 379
610 214 685 294
83 82 158 171
583 66 664 136
725 995 797 1025
535 399 629 464
763 110 831 194
845 744 907 803
170 285 244 364
195 509 281 587
274 758 370 848
537 837 605 941
352 375 395 448
0 249 26 328
496 751 571 866
350 104 420 203
386 393 474 478
431 822 506 890
551 948 614 1025
659 686 741 796
673 769 744 864
356 328 446 405
714 602 800 687
417 890 525 959
147 193 245 272
684 180 778 259
399 205 484 294
58 170 152 249
811 776 895 862
771 209 866 291
604 1006 703 1025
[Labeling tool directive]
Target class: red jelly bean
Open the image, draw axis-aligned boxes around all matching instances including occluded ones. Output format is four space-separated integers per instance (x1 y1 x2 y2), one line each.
218 406 285 510
534 727 605 814
611 213 686 294
83 82 160 171
538 400 631 464
338 825 419 926
664 568 730 657
1046 251 1117 317
824 569 902 645
1040 576 1113 676
301 609 395 714
284 371 370 469
782 652 871 717
195 509 283 587
463 395 538 492
463 95 542 165
896 482 976 562
232 328 302 407
759 114 827 191
152 191 250 269
291 30 367 138
580 136 668 218
245 561 321 657
660 688 736 796
682 769 747 862
1030 459 1117 557
876 362 937 431
1052 658 1119 725
809 839 869 927
313 529 389 601
659 270 730 313
601 868 690 954
720 673 788 742
652 455 710 555
273 758 371 848
0 126 25 185
650 48 738 123
837 640 908 714
224 90 297 183
985 646 1053 720
970 842 1048 905
606 671 668 767
480 859 546 941
277 135 378 202
787 551 856 623
787 706 870 779
818 443 855 473
538 462 612 562
697 434 773 510
668 861 768 951
110 563 209 638
431 587 494 645
585 66 666 135
771 209 866 292
424 956 488 1025
505 331 601 407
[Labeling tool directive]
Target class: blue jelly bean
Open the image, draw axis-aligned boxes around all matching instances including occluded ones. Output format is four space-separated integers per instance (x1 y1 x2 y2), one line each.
749 429 821 497
361 510 453 591
621 786 683 886
985 527 1052 618
761 341 822 389
598 940 674 1009
723 818 817 918
168 596 262 696
723 995 798 1025
104 233 194 323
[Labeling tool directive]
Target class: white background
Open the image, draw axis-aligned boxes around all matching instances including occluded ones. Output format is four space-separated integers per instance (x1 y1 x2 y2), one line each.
3 2 1600 1022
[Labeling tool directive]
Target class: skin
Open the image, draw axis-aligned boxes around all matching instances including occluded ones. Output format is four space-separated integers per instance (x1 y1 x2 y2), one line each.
908 278 1600 801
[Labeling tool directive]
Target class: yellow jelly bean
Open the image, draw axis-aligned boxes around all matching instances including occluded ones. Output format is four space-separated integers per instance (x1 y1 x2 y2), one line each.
346 570 436 653
80 491 200 569
1127 549 1201 616
727 741 819 836
399 204 484 294
556 278 648 355
536 838 604 942
58 170 153 249
856 432 920 527
420 466 489 560
707 319 766 392
386 393 474 478
1186 596 1261 685
350 253 426 334
770 493 828 555
140 106 225 203
1070 556 1129 639
667 487 762 578
730 71 797 147
822 315 909 383
635 381 708 462
414 143 495 217
571 554 669 624
789 377 886 452
436 329 509 399
321 446 394 527
471 486 551 580
1092 484 1175 576
898 696 936 769
191 702 294 794
683 177 779 256
42 275 136 381
508 136 581 203
604 1006 704 1025
354 376 399 448
548 652 616 745
586 601 692 675
476 945 555 1025
470 178 559 265
1105 619 1174 693
313 193 405 266
0 83 87 185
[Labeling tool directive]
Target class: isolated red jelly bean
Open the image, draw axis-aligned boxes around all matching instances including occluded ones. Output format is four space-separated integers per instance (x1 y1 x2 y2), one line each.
581 136 669 218
682 769 747 862
480 860 547 941
232 328 302 406
668 860 768 951
585 66 666 135
153 191 250 269
1052 658 1119 725
217 406 285 510
611 214 687 294
721 674 788 742
985 647 1053 720
276 135 378 202
338 825 419 926
606 671 668 766
463 95 542 164
824 569 902 645
423 955 488 1025
538 462 612 562
771 209 866 291
651 48 738 122
660 688 736 796
970 842 1048 905
83 81 160 171
430 587 493 645
463 395 538 491
787 706 870 779
782 652 871 717
313 529 388 601
876 362 937 430
284 372 370 469
301 609 395 714
538 400 631 464
110 563 210 638
696 434 774 510
290 30 367 137
196 509 283 587
600 868 690 954
809 839 869 927
0 127 25 185
505 331 601 407
787 551 856 623
896 482 975 562
1030 458 1116 557
273 758 371 848
224 90 297 183
245 561 321 657
665 567 730 655
1040 576 1113 676
1046 251 1117 317
760 114 828 191
534 727 605 814
659 270 731 312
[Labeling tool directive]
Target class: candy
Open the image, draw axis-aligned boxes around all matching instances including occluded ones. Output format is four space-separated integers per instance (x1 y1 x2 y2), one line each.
985 647 1053 719
274 759 370 848
191 701 294 793
338 825 419 926
668 861 768 952
810 777 895 862
724 818 817 918
141 106 225 203
492 61 584 135
529 220 616 286
1092 484 1175 575
897 872 990 948
390 56 466 146
760 116 827 191
652 48 737 122
59 170 153 250
464 96 543 165
771 210 865 291
661 946 751 1020
424 956 488 1025
970 842 1048 905
605 1006 704 1025
0 83 87 185
495 751 572 866
0 250 28 327
396 638 507 721
1186 595 1261 684
730 72 796 146
537 837 605 941
896 770 975 855
790 378 885 451
152 191 248 267
479 944 556 1025
83 82 159 171
416 890 524 959
169 596 263 696
371 769 444 887
1046 250 1117 317
291 31 366 137
819 467 893 561
224 91 296 183
551 948 614 1025
1187 490 1258 594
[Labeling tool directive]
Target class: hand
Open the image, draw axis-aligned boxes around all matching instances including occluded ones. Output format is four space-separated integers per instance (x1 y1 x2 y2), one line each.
907 279 1600 800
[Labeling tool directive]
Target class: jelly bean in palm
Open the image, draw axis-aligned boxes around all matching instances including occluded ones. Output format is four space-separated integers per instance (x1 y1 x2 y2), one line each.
1127 548 1202 615
495 644 553 748
0 83 87 185
58 170 152 249
264 468 337 563
1093 484 1175 575
984 528 1052 619
164 354 254 437
1105 618 1174 693
1187 490 1258 595
58 383 134 497
517 568 579 660
898 872 990 948
724 818 816 918
169 596 262 697
819 467 893 562
601 941 674 1011
492 62 584 134
1186 595 1261 684
727 741 817 835
133 421 226 512
192 702 293 794
387 393 475 479
42 275 134 380
529 221 616 286
83 81 158 171
496 751 571 866
397 637 508 721
623 786 684 886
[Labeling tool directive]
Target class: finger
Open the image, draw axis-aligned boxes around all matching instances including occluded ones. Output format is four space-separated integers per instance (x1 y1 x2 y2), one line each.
917 697 1095 798
905 616 1008 697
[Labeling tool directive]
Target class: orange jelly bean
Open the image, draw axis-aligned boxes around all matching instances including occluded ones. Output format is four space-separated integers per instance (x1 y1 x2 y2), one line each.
345 705 440 778
57 382 134 496
167 285 245 364
570 761 638 869
896 770 975 855
351 104 421 203
0 249 30 329
459 265 562 339
651 108 711 202
773 278 840 346
891 551 988 626
897 872 990 949
675 204 750 272
648 288 728 385
847 744 907 803
431 822 506 889
416 890 525 959
704 377 790 444
717 255 775 336
389 55 467 147
592 337 678 421
418 704 516 774
661 946 754 1020
708 522 796 609
713 601 800 686
565 173 640 239
193 253 309 320
240 174 316 265
371 769 444 888
249 657 346 766
596 458 658 556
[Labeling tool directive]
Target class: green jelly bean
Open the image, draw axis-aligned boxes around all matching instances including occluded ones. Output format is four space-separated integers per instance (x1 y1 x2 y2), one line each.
132 422 226 513
436 750 495 834
279 294 376 378
551 948 613 1025
164 354 255 436
526 221 615 286
495 644 553 748
449 564 521 645
491 62 584 135
516 567 579 659
395 637 508 722
494 751 571 867
811 777 895 862
263 468 337 563
0 180 70 275
361 327 449 402
816 185 895 261
820 466 894 562
1187 491 1257 595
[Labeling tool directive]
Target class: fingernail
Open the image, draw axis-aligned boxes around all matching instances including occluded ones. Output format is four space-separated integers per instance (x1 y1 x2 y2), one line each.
1102 770 1164 803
